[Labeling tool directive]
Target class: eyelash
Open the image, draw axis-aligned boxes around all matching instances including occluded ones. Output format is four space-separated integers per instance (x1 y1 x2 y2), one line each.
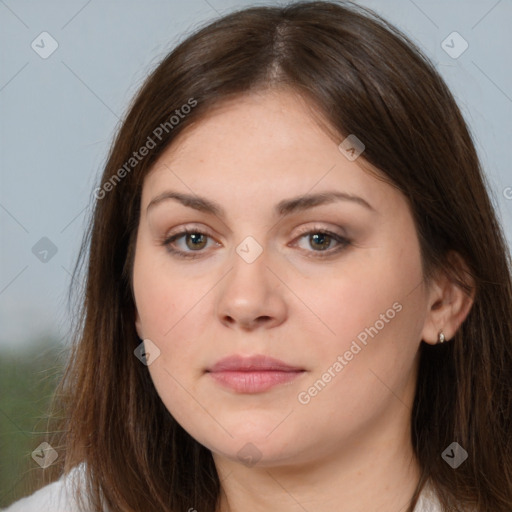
161 225 351 260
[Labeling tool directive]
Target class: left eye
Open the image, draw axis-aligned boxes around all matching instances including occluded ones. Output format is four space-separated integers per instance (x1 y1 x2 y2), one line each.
162 228 350 259
294 230 349 253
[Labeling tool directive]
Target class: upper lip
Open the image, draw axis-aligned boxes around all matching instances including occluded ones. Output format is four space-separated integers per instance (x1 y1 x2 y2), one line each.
207 354 304 372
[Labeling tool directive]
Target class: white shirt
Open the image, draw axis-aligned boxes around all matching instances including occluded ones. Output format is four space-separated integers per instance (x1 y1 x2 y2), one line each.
2 465 443 512
2 464 86 512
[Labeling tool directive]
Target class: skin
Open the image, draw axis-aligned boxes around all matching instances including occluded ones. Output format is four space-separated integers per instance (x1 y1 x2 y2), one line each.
133 89 473 512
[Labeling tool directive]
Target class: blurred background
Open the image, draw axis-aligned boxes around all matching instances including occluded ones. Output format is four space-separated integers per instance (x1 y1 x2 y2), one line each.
1 0 511 506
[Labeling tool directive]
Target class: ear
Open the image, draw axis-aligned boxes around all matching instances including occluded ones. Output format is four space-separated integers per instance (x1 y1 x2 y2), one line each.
134 308 144 340
421 251 475 345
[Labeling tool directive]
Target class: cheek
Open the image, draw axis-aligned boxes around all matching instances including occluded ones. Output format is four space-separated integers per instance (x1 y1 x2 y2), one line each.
132 246 213 394
133 257 209 433
134 267 176 338
299 235 425 378
298 260 412 349
133 238 196 339
293 284 423 445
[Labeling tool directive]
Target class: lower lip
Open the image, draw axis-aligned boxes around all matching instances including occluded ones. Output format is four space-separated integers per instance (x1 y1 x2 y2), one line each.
207 370 305 393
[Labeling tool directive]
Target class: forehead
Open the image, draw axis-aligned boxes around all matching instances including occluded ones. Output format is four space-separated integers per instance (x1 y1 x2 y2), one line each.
152 89 340 168
141 90 400 218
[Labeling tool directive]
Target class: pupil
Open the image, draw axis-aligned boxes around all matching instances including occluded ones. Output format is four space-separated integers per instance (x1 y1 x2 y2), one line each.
311 233 330 250
187 233 206 250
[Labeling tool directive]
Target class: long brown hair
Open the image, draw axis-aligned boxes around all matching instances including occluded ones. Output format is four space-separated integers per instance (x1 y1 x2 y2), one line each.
39 1 512 511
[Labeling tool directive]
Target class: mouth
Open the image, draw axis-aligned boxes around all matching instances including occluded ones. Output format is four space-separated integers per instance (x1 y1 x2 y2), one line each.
205 354 306 393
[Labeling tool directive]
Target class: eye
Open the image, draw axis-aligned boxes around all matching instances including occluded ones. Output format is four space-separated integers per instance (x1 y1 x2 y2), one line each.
161 225 351 260
162 228 219 259
292 227 351 258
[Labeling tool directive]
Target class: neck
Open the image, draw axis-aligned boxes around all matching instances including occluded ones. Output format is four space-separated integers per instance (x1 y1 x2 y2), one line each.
214 404 421 512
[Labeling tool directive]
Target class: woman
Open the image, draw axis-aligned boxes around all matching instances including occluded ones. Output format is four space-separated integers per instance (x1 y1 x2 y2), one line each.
5 1 512 511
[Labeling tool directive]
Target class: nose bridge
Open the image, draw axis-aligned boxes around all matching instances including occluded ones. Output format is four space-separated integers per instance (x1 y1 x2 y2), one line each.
235 234 266 266
226 233 272 299
215 232 287 329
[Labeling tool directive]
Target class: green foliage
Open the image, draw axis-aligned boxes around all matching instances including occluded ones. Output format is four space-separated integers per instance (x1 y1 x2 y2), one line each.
0 337 65 507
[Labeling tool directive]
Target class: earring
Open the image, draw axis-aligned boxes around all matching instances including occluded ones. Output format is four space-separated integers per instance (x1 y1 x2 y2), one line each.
437 331 446 344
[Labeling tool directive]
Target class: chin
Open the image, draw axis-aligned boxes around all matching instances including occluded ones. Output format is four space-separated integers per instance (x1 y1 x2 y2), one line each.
210 439 302 468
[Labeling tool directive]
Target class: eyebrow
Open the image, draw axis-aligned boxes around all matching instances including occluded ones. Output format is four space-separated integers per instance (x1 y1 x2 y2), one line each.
146 190 376 217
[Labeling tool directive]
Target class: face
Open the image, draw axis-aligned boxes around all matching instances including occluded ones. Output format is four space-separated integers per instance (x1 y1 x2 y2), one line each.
133 89 431 468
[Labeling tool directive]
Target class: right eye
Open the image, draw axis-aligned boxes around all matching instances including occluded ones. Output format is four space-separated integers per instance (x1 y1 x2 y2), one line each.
162 228 220 259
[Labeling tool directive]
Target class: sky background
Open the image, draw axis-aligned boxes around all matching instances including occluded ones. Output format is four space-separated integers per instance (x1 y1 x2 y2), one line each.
1 0 511 352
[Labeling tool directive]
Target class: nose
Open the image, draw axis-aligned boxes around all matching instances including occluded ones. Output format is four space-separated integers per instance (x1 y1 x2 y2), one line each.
215 243 288 332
